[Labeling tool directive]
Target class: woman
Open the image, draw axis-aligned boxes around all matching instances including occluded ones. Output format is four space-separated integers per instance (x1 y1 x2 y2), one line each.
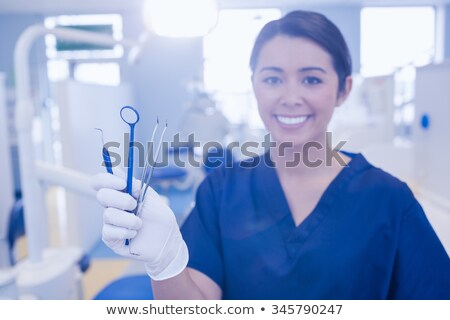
92 10 450 299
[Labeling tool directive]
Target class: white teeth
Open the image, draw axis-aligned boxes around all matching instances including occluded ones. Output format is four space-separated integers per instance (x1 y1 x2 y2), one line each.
276 115 309 125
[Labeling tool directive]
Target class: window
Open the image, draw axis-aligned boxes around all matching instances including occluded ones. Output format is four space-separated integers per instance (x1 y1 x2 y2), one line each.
45 14 123 86
203 9 281 128
73 62 121 86
360 7 436 140
361 7 435 77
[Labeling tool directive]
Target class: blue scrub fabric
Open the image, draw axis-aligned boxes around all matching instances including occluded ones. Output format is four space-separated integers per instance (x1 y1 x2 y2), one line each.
181 152 450 299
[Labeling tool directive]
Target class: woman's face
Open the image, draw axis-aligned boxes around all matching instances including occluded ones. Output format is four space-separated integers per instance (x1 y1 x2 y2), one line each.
252 35 351 149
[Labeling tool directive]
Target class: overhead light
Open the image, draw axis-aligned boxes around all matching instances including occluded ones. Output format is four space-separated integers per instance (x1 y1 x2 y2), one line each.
142 0 219 38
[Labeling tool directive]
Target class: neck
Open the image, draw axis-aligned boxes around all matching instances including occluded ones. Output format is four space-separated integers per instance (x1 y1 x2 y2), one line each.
269 136 348 178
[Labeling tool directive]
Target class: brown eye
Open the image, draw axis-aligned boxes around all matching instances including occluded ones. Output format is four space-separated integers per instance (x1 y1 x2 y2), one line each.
263 76 282 85
303 76 322 85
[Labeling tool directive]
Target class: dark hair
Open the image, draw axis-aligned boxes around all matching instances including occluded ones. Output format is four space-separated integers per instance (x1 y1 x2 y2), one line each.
250 10 352 93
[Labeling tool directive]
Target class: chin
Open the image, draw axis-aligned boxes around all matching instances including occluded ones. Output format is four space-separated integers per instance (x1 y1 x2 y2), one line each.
271 133 307 151
271 129 327 151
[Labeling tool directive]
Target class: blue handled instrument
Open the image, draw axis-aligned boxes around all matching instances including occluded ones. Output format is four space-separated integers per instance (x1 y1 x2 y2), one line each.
120 106 140 246
120 106 140 196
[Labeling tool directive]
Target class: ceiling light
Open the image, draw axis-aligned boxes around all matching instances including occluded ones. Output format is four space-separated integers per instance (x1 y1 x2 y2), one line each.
143 0 219 38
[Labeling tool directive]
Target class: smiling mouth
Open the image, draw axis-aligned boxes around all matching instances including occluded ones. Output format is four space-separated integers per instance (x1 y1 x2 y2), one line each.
275 115 311 125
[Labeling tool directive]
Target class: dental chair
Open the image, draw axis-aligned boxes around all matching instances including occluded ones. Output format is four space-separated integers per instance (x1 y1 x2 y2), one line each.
93 274 153 300
153 145 188 186
149 143 204 193
7 197 25 266
7 196 91 272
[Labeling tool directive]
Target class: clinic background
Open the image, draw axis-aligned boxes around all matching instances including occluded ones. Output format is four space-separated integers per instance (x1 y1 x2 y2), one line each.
0 0 449 299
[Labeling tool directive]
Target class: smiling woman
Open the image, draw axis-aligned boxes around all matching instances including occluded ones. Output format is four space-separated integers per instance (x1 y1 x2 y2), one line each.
92 10 450 300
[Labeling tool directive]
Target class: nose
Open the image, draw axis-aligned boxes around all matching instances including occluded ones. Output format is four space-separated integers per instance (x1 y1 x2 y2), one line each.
280 80 304 107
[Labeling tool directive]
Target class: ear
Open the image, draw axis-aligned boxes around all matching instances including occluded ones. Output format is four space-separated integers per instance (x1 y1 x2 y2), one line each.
336 76 353 107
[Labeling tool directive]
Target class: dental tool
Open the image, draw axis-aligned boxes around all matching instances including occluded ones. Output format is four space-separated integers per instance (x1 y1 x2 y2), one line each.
129 119 167 256
136 120 168 218
94 128 113 174
120 106 140 195
138 117 160 203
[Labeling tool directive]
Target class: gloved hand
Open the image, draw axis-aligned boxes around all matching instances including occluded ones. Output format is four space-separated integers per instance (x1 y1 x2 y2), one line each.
91 172 188 281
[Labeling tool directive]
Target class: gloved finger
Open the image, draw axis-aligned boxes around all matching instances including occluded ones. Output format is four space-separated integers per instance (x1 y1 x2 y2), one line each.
102 224 138 242
97 188 137 211
91 172 126 191
112 167 142 199
138 185 178 226
104 207 142 230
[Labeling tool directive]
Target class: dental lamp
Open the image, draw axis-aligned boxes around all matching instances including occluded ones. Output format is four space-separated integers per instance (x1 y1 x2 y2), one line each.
128 0 219 65
142 0 219 38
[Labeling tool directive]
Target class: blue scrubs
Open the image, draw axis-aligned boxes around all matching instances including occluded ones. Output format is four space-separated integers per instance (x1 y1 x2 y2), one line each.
181 152 450 299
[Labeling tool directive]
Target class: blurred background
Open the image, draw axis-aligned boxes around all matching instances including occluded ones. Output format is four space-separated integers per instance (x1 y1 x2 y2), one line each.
0 0 449 299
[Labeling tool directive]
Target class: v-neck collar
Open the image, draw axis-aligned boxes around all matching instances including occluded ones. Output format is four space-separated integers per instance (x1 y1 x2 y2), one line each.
252 151 372 258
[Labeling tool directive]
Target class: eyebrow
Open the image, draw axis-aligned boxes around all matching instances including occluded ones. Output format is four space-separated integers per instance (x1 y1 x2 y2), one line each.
259 66 327 73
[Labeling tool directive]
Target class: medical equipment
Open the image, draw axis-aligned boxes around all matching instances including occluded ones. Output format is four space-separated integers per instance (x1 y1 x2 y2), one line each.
99 107 167 251
99 114 168 220
132 118 167 256
138 118 160 202
94 128 113 174
120 106 140 195
93 172 189 281
136 119 167 218
119 106 141 246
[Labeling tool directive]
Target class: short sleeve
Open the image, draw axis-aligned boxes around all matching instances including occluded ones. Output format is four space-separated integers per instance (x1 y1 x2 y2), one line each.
388 197 450 299
180 169 225 289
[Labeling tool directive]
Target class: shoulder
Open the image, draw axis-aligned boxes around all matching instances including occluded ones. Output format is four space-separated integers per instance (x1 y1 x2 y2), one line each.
345 152 417 209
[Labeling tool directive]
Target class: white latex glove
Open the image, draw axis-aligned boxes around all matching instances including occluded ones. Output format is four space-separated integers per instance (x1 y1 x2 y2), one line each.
91 172 188 281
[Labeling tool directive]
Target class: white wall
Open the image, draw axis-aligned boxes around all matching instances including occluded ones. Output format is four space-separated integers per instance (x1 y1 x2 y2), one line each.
413 61 450 200
412 60 450 254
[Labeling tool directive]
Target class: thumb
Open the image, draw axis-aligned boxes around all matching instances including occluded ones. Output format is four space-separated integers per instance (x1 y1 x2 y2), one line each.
91 172 126 191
